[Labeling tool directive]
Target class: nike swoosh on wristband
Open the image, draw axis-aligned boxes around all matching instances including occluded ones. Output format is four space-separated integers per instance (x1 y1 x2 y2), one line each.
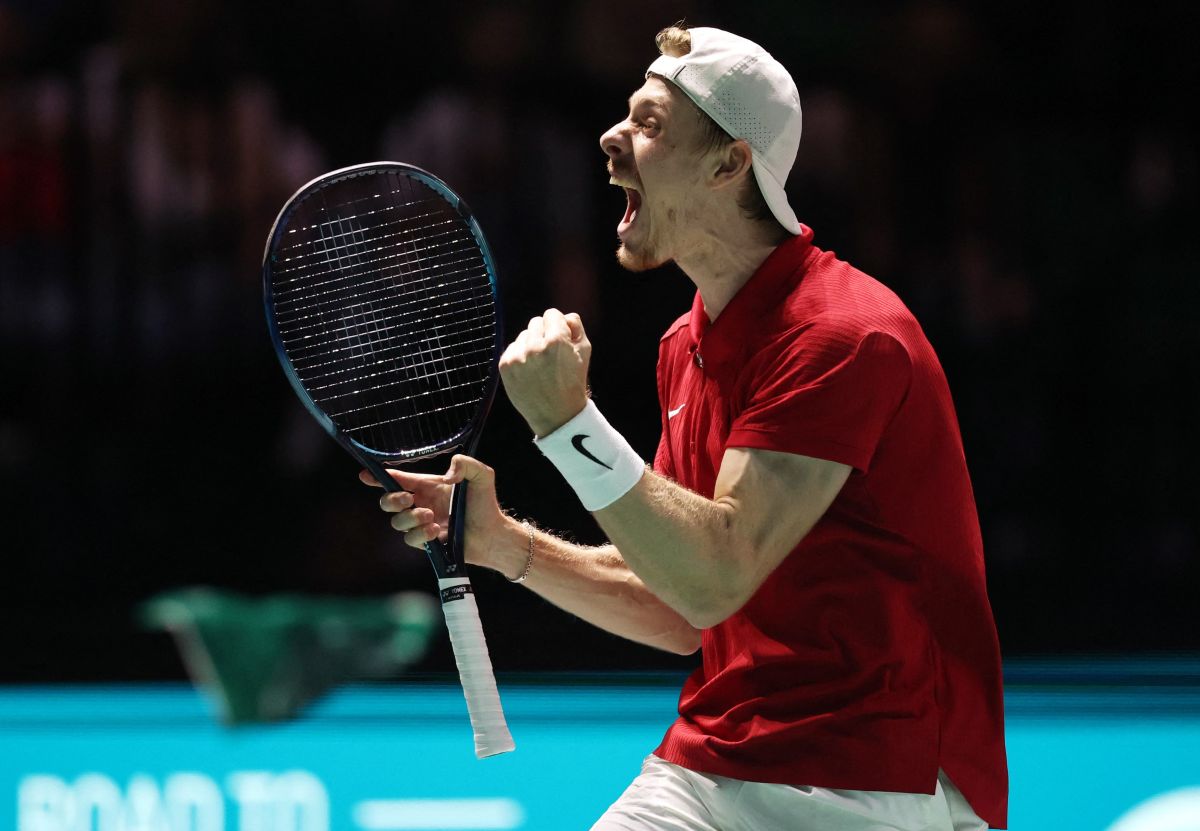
571 434 613 470
668 404 686 418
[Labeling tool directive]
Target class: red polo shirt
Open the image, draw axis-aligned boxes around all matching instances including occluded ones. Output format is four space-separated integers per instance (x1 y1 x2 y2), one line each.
651 226 1008 828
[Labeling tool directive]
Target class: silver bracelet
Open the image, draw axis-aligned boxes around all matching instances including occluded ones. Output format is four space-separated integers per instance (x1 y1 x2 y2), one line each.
509 521 535 584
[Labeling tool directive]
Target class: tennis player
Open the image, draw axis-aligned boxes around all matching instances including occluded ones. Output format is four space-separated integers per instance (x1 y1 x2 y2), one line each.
369 24 1008 830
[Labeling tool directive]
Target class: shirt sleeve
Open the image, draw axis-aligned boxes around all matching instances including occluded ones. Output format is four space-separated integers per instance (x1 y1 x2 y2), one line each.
726 328 912 472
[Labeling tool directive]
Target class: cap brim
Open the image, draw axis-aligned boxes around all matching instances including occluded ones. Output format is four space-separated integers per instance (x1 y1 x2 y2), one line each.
752 161 801 235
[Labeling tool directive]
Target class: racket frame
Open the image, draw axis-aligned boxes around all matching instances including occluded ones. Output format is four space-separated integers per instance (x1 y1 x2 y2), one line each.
263 162 504 580
263 161 515 758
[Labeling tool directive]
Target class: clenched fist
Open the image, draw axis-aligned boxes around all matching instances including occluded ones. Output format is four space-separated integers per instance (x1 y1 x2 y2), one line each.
499 308 591 437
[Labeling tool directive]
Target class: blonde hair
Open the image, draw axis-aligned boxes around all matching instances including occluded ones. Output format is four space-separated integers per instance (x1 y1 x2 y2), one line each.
655 24 691 58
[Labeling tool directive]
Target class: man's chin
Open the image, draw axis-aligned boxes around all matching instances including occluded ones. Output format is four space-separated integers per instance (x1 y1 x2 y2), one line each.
616 242 668 273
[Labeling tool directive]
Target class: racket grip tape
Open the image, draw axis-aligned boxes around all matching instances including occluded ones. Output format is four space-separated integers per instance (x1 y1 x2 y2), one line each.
437 577 516 758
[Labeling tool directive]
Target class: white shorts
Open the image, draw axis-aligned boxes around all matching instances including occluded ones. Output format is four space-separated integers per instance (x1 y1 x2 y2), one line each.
590 755 988 831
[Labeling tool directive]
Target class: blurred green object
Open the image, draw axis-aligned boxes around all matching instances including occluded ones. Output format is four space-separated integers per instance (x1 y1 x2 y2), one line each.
141 588 437 724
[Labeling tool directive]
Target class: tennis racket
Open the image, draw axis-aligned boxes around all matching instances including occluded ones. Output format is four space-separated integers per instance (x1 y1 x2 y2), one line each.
262 161 514 758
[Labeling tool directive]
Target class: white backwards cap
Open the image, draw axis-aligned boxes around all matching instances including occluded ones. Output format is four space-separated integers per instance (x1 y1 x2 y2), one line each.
647 27 802 234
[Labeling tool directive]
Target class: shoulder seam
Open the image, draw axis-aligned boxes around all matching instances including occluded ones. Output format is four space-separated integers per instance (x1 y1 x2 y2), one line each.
660 311 691 342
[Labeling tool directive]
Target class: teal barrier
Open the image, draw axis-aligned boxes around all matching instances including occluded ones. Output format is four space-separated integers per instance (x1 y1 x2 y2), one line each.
2 666 1199 830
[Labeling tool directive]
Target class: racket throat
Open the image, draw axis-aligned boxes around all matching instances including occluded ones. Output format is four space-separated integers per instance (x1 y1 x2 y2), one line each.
424 481 469 578
424 537 460 578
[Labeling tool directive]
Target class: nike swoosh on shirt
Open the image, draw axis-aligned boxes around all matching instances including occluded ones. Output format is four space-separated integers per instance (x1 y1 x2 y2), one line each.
667 404 686 419
571 434 613 470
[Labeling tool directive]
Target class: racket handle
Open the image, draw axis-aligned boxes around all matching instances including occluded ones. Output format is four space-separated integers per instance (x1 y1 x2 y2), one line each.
437 577 515 758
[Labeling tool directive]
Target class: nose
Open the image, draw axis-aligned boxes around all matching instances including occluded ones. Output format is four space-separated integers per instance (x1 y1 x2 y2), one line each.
599 119 629 161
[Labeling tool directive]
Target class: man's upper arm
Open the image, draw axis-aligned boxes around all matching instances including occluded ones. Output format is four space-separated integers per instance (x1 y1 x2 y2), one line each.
712 446 851 605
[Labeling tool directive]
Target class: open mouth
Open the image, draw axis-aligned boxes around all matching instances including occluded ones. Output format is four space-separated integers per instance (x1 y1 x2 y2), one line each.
617 186 642 239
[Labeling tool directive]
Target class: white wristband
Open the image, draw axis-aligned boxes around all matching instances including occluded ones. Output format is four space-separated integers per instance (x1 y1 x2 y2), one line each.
533 400 645 511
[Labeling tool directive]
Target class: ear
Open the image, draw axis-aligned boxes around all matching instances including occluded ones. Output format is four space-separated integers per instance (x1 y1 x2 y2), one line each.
710 139 753 191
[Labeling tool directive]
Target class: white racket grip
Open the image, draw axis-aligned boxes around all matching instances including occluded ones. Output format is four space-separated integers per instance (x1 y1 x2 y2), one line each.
437 577 515 758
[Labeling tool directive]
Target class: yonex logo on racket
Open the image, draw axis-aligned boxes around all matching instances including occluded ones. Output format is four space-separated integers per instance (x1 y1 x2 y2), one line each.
571 434 614 470
440 584 474 603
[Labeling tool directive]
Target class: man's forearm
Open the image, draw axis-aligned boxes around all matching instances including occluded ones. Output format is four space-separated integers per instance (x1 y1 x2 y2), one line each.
478 515 701 655
591 450 851 629
592 470 749 629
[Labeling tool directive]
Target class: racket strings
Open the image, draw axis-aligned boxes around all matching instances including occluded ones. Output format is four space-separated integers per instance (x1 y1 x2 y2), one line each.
276 256 490 339
273 222 470 300
295 327 495 387
395 172 464 443
333 209 397 453
277 184 438 247
271 168 497 458
276 199 448 262
334 203 443 452
327 368 496 427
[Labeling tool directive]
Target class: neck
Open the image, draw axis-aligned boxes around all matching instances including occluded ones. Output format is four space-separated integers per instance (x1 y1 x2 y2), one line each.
674 213 789 321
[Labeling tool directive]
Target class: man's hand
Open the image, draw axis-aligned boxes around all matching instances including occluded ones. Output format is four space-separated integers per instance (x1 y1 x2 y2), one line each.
499 308 591 437
360 455 506 565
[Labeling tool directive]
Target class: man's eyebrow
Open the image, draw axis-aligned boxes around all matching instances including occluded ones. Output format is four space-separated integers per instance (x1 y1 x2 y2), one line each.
626 92 669 112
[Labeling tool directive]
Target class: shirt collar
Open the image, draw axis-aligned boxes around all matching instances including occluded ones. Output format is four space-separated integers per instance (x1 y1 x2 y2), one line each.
687 224 815 377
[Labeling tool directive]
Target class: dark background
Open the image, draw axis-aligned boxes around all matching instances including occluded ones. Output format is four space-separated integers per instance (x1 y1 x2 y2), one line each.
1 0 1196 682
